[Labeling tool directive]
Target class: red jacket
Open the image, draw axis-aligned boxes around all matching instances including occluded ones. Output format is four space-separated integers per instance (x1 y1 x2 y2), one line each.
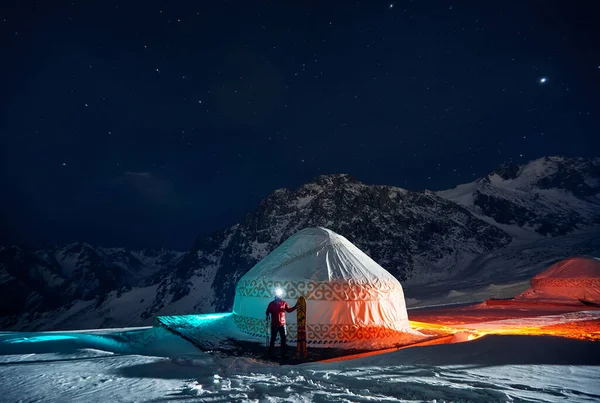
266 299 296 327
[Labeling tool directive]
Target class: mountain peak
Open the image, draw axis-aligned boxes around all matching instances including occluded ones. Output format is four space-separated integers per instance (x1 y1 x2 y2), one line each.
312 173 360 186
490 161 521 180
486 156 600 197
439 156 600 238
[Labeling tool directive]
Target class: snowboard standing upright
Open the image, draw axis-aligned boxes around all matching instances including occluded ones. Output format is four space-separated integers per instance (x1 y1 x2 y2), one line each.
296 296 307 360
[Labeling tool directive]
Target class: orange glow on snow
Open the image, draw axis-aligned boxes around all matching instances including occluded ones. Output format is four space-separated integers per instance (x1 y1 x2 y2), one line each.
410 318 600 341
407 302 600 343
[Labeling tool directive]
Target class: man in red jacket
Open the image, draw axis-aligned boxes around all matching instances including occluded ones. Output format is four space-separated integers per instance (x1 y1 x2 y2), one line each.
266 291 297 358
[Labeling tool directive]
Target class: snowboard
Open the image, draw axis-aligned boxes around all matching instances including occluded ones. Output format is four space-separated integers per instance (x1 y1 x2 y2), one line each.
296 296 307 360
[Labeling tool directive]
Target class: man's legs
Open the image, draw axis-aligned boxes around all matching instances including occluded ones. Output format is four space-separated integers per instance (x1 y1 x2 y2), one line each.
269 326 277 356
278 326 287 358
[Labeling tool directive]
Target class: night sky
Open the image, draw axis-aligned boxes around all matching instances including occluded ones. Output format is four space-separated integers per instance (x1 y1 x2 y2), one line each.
1 1 599 250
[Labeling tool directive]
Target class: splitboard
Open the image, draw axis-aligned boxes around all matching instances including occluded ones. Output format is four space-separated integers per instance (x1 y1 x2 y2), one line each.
296 296 307 360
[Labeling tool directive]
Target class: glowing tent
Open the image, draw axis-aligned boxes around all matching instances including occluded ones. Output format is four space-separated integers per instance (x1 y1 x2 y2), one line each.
232 227 415 347
516 256 600 304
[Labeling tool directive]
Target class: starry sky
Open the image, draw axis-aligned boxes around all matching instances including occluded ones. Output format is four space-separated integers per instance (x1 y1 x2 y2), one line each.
1 1 599 250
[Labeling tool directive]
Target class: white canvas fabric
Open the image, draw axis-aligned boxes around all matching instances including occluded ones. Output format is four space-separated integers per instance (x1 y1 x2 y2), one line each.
516 256 600 303
232 227 414 347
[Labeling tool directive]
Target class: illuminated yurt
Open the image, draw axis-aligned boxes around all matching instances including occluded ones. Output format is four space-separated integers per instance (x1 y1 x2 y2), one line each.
516 256 600 304
232 227 414 347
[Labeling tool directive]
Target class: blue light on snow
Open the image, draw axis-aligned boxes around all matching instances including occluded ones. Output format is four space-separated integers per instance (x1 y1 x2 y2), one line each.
1 332 129 354
195 313 231 321
5 335 77 344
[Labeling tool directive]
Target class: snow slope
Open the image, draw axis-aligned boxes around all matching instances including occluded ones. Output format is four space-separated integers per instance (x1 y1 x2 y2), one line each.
0 245 184 331
404 225 600 307
0 326 599 402
438 156 600 239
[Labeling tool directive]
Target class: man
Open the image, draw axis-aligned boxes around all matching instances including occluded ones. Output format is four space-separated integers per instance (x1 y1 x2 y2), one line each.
265 291 297 358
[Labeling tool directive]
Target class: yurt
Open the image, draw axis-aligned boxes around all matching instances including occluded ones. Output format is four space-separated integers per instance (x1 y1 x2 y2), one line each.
232 227 416 347
516 256 600 304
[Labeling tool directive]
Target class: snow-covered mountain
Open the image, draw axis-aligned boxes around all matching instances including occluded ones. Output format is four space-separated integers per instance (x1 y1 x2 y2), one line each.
0 244 183 329
145 174 511 315
437 156 600 239
2 156 599 331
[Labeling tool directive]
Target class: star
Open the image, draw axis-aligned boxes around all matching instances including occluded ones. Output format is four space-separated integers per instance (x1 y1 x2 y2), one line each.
61 162 67 166
539 77 547 83
389 3 394 9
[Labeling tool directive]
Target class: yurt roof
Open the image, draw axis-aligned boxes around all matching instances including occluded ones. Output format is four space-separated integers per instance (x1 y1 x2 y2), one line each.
532 256 600 281
239 227 398 284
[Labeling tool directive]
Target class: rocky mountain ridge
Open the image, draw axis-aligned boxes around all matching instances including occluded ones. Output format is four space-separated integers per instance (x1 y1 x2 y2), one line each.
438 156 600 237
0 244 183 327
150 173 511 315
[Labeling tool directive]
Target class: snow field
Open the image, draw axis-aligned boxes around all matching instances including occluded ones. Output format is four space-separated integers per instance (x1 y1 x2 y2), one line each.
0 325 599 402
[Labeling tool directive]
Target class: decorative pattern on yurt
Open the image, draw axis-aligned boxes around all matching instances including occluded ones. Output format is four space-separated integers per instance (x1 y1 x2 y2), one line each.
517 256 600 303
